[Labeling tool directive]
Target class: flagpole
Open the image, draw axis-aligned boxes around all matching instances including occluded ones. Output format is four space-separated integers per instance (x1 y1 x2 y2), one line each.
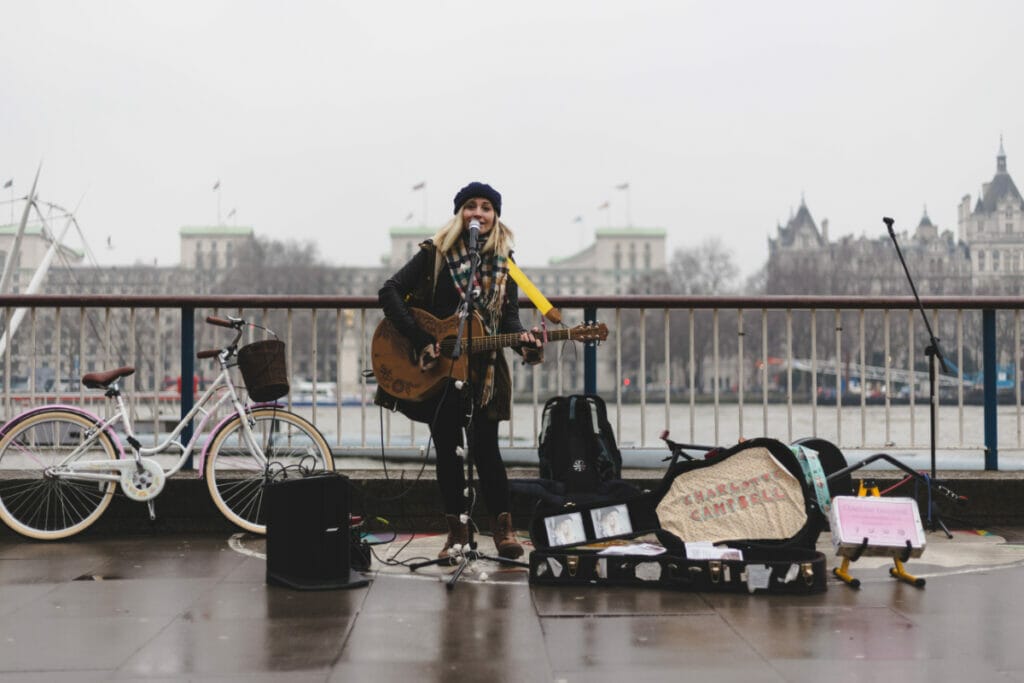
616 182 631 227
213 180 221 225
412 181 427 226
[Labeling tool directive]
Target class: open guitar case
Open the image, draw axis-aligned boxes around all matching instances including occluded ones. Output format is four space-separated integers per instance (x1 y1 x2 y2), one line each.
528 437 852 595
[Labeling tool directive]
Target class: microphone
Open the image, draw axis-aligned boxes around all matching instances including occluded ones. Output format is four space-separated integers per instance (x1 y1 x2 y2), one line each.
467 219 481 252
882 216 895 237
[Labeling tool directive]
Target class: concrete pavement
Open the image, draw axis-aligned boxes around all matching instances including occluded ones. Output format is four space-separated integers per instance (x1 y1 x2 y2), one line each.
3 525 1024 681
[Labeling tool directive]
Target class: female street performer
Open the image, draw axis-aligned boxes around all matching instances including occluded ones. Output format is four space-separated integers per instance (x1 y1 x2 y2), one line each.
377 181 543 560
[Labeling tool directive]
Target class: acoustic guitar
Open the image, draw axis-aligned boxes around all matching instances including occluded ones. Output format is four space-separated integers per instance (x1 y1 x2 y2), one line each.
371 308 609 402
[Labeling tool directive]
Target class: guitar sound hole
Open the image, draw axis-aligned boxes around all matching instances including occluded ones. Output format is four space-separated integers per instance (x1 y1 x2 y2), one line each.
440 337 458 358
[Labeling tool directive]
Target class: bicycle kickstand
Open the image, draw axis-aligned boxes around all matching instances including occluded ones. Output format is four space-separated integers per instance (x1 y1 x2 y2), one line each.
147 501 156 521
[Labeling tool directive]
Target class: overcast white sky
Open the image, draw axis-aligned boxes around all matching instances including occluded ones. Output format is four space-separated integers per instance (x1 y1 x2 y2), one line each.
3 1 1022 278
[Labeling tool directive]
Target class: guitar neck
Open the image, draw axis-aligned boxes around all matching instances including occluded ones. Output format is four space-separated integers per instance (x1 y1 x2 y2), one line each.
462 328 575 354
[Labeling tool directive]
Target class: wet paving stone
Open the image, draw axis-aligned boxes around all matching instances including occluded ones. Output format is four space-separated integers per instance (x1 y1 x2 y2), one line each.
0 529 1022 680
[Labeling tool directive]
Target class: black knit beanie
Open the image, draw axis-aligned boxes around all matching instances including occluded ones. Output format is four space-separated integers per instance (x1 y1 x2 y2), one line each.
453 182 501 216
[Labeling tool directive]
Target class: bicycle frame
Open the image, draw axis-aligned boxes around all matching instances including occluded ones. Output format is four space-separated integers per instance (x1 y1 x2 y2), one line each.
35 349 271 485
0 315 330 538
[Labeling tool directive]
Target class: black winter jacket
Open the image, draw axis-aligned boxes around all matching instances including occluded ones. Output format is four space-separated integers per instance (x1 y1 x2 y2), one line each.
375 240 527 421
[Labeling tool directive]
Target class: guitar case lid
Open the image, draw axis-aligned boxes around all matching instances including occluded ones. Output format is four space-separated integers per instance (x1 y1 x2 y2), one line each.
651 438 823 551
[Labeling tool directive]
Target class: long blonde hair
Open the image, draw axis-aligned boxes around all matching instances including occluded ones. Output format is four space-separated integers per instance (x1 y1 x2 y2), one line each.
432 209 514 257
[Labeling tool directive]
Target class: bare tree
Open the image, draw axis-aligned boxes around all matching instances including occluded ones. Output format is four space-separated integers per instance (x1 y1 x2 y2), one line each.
669 238 740 296
621 239 741 397
217 237 328 294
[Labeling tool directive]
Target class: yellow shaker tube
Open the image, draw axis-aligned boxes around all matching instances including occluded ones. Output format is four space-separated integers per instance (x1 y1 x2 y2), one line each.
508 262 561 324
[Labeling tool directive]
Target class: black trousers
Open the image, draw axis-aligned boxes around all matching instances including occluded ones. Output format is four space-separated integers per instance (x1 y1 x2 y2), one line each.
402 383 511 517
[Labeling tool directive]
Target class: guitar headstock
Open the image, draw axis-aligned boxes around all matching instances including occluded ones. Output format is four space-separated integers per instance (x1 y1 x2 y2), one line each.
569 321 609 343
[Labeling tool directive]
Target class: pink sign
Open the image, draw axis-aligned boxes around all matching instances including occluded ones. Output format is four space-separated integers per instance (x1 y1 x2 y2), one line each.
830 496 926 558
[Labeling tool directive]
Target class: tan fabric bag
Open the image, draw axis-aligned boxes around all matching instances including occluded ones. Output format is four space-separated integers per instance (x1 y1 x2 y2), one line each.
655 444 808 544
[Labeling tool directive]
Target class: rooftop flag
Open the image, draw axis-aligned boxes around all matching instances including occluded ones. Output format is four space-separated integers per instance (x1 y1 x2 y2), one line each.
412 181 426 191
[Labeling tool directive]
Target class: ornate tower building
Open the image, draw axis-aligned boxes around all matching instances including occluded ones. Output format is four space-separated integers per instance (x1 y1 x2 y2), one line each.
959 139 1024 291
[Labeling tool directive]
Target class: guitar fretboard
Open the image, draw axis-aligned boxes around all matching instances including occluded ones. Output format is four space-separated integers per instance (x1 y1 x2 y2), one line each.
438 328 577 354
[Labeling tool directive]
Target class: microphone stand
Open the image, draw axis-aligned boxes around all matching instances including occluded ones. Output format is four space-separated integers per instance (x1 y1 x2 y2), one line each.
885 217 953 537
409 227 528 587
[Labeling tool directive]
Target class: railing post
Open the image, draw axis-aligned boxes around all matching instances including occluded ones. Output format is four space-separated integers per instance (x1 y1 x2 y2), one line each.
983 308 998 470
584 305 597 395
181 306 195 469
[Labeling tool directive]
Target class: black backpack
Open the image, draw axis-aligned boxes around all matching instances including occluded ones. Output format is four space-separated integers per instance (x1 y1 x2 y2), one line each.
538 394 622 492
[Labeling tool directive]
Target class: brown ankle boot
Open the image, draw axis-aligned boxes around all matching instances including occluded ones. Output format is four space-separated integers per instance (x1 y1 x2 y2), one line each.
492 512 524 559
438 514 469 561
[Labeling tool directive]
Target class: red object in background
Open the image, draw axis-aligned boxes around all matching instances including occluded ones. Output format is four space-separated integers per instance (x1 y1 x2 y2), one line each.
176 375 200 397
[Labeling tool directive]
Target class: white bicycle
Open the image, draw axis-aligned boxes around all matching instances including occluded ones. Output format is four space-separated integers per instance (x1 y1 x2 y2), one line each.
0 315 334 540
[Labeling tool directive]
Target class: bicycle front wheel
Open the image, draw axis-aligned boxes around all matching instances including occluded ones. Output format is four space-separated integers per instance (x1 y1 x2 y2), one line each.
0 409 119 540
204 407 334 534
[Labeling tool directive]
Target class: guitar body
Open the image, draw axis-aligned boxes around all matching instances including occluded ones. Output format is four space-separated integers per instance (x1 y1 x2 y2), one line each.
371 309 483 402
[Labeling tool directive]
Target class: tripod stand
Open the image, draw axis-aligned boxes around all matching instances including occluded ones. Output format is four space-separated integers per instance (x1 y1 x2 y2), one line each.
408 224 528 588
885 216 953 538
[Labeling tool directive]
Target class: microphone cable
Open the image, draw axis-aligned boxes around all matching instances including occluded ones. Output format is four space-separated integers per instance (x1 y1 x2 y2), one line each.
358 347 463 567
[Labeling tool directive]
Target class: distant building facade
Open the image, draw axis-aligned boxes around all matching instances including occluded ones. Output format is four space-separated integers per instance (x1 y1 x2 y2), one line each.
766 142 1022 296
767 200 970 296
539 228 667 295
958 139 1024 292
179 225 254 270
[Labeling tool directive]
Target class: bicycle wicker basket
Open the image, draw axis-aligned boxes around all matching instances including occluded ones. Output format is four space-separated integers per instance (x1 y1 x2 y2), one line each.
237 339 289 402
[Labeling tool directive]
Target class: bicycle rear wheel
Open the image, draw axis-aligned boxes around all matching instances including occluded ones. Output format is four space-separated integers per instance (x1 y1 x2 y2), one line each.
204 407 334 534
0 409 119 540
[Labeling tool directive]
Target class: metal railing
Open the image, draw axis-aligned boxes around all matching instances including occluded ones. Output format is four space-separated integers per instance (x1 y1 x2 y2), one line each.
1 294 1022 470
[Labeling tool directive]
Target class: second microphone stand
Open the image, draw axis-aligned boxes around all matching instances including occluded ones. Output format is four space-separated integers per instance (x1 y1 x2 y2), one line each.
885 217 953 537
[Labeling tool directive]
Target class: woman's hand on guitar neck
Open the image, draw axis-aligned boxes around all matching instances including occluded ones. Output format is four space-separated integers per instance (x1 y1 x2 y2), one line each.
418 342 440 371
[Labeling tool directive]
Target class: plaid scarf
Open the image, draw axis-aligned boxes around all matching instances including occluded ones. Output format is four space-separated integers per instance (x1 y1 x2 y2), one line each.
444 235 509 406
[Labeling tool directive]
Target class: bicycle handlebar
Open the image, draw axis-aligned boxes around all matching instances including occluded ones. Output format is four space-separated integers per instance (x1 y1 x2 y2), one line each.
205 316 240 328
203 315 246 356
